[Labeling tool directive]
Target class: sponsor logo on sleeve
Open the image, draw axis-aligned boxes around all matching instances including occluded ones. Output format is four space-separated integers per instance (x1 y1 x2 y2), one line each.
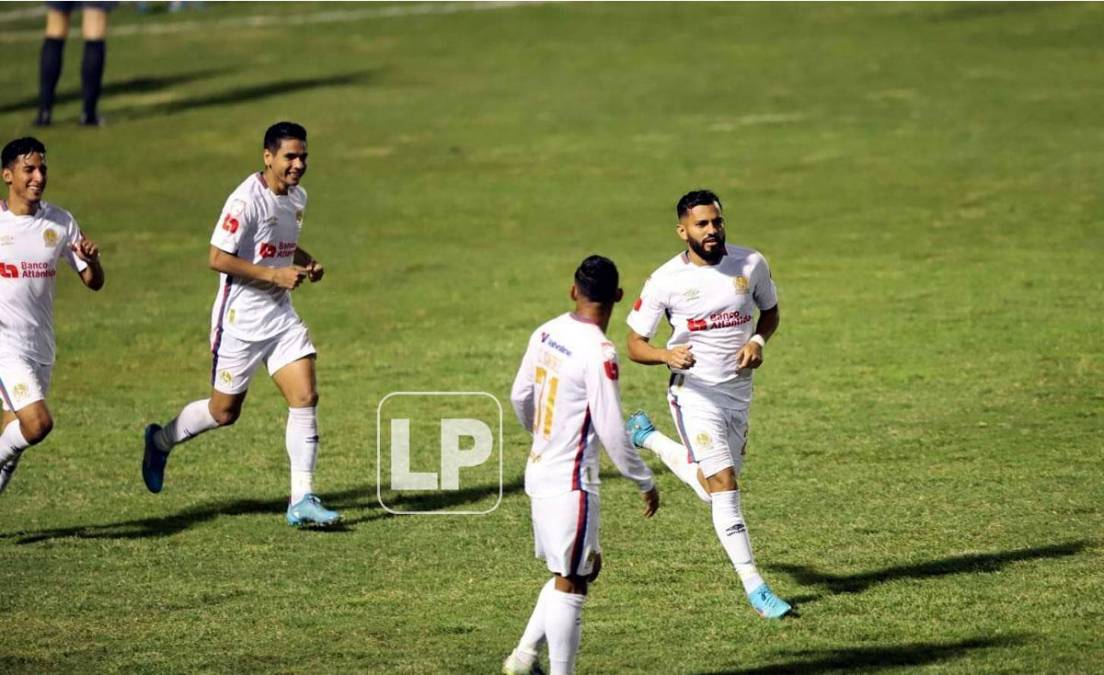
221 214 240 234
12 383 29 401
633 297 643 311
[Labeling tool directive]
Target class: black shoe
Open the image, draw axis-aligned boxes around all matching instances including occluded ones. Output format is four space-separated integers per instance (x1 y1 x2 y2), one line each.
79 112 104 127
32 109 52 127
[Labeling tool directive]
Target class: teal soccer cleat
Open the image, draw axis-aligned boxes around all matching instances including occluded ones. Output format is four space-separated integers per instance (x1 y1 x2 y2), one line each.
142 424 169 494
626 410 657 449
748 583 793 619
286 494 341 528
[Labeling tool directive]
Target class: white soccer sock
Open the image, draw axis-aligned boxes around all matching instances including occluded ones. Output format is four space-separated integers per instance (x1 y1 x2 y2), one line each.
711 489 765 594
643 429 711 503
156 399 219 452
286 406 318 503
545 588 586 675
515 578 555 665
0 420 31 466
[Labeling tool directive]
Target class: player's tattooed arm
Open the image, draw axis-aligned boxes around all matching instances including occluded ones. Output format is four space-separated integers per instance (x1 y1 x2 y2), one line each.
626 330 695 370
293 246 323 282
73 234 104 290
209 246 307 291
736 304 779 370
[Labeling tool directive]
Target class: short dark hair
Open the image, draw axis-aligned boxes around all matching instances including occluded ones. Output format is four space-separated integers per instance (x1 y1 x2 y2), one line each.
574 255 619 304
676 189 722 219
2 137 46 168
263 121 307 152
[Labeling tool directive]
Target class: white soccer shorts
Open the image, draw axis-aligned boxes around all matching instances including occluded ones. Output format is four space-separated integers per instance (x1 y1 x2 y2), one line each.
0 354 52 412
667 377 749 480
531 489 601 578
209 321 316 395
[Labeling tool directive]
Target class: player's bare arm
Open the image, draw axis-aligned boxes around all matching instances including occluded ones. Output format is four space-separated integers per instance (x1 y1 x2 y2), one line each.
293 246 323 282
208 246 307 290
73 234 104 290
626 329 696 369
735 304 780 370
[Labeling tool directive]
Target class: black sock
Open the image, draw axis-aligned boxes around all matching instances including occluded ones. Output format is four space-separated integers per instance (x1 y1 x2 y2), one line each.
81 39 106 119
38 37 66 114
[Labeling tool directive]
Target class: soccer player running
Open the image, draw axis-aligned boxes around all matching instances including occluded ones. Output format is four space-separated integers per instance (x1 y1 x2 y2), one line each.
142 122 339 527
0 137 104 493
624 189 792 619
504 256 661 675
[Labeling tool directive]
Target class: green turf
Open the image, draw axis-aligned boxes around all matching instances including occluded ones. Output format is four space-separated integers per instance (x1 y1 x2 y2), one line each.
1 1 1102 672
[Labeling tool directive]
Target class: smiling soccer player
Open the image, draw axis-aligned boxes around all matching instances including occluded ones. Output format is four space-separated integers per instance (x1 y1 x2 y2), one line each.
0 137 105 494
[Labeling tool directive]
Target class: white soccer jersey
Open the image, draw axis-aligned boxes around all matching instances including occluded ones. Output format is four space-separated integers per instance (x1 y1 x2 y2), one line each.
0 200 88 364
209 173 307 343
511 312 655 499
626 245 777 407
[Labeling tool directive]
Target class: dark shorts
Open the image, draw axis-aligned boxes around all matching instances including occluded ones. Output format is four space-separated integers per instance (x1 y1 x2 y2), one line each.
45 1 118 13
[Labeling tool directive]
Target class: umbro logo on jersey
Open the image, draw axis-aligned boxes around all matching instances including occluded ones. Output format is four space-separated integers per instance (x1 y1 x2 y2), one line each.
725 523 747 536
0 263 18 278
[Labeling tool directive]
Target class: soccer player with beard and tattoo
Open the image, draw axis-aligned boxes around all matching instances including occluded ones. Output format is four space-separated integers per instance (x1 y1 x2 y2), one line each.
623 189 792 619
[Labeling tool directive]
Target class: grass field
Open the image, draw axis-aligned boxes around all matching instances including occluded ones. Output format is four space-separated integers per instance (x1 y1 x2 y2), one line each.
1 2 1102 672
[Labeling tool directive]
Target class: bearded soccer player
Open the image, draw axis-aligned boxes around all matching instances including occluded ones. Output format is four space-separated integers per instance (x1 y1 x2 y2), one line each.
0 137 104 494
623 189 792 619
504 255 660 675
142 121 338 527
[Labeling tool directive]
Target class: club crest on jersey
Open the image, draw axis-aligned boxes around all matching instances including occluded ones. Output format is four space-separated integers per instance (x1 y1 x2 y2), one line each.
12 383 29 401
42 228 60 247
733 275 749 294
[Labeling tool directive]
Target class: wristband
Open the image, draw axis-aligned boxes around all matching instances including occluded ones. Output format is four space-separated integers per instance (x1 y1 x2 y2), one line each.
749 334 766 348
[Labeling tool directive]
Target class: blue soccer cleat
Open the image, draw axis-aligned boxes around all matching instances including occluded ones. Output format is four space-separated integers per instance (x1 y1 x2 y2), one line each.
626 410 657 449
748 583 793 619
286 494 341 528
142 424 170 494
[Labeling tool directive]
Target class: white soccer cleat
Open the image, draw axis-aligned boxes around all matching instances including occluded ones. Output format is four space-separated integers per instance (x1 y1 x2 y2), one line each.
503 649 545 675
0 455 22 495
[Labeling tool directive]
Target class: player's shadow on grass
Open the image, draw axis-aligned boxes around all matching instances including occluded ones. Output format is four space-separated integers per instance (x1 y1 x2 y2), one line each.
0 68 232 115
348 476 525 524
113 70 374 120
775 541 1087 597
0 478 524 542
701 635 1025 675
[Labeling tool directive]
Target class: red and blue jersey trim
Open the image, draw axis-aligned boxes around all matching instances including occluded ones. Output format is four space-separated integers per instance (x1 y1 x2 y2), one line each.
571 407 592 491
